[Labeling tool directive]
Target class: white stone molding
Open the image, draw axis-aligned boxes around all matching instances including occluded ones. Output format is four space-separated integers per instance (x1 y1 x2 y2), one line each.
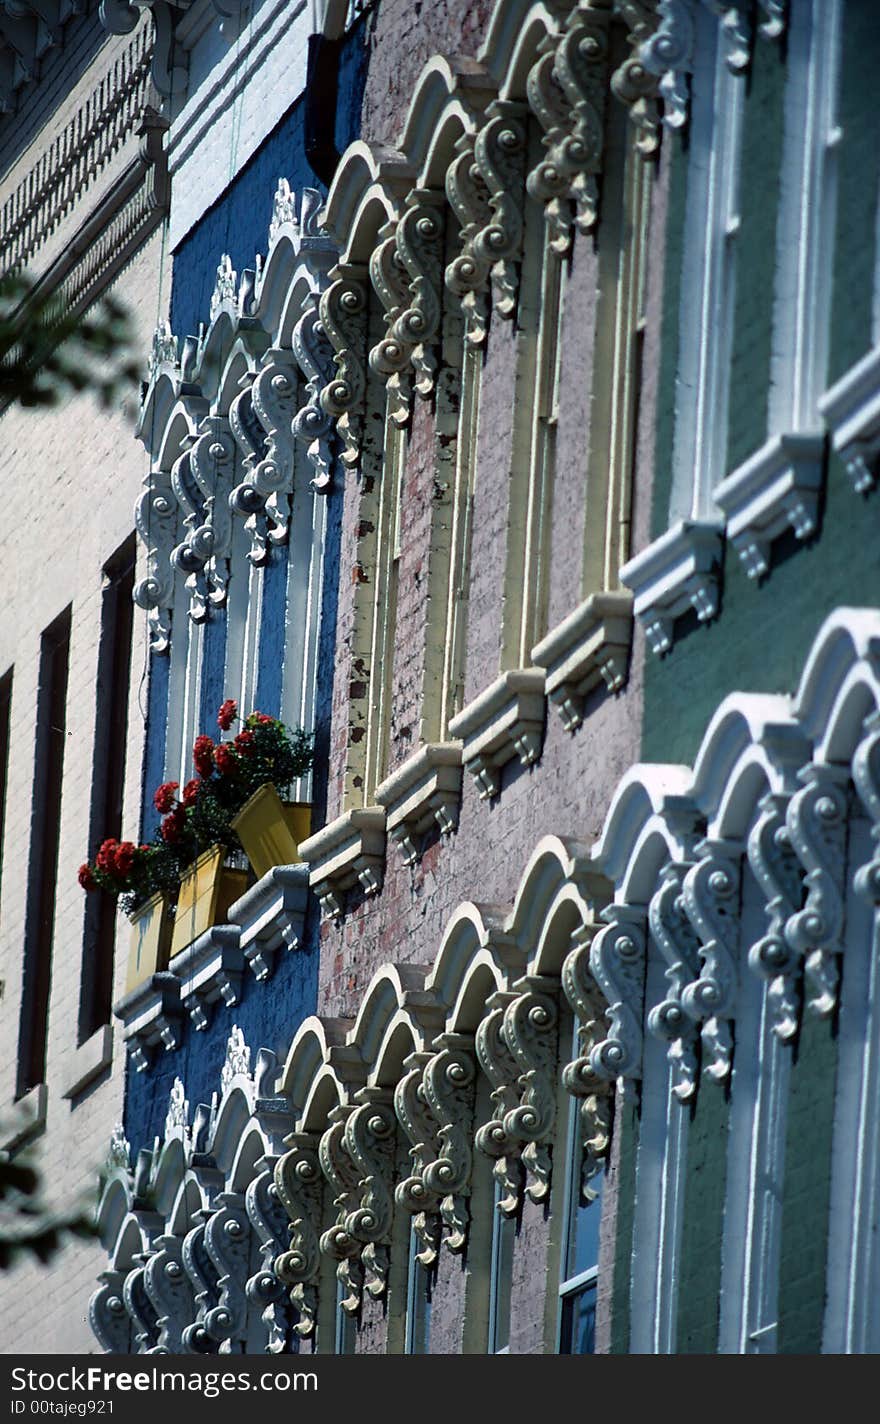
474 991 527 1217
620 519 723 656
374 742 463 864
527 1 613 251
819 346 880 495
746 791 806 1042
560 927 612 1198
714 431 826 581
136 181 337 650
645 859 701 1100
783 763 849 1020
113 971 184 1072
170 924 244 1032
531 590 633 728
318 262 370 469
588 906 649 1088
298 806 387 917
679 836 742 1082
448 667 546 800
274 1132 325 1339
228 864 310 980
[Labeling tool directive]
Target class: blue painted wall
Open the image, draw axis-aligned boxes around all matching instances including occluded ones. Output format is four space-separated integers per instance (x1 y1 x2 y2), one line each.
140 649 169 841
123 906 320 1154
199 606 228 737
127 15 367 1150
169 16 370 341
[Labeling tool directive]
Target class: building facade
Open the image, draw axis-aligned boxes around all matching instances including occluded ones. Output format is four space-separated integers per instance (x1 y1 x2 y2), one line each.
3 0 880 1356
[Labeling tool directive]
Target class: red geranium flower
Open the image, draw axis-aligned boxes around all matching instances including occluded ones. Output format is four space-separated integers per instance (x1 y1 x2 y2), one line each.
78 863 96 892
95 838 118 874
182 778 201 808
252 712 273 725
214 744 236 776
217 699 237 731
234 729 255 754
193 735 215 777
160 808 186 844
114 841 136 877
153 780 179 814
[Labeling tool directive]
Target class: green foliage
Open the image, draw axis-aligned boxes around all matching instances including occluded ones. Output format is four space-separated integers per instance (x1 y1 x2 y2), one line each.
0 269 140 410
0 1143 95 1271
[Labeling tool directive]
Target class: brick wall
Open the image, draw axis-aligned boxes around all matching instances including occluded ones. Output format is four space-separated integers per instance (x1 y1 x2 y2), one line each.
0 225 168 1354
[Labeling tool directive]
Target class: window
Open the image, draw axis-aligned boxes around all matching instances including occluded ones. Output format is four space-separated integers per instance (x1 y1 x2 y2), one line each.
0 668 11 908
18 606 71 1096
558 1032 603 1355
81 536 135 1041
487 1184 516 1354
403 1224 433 1354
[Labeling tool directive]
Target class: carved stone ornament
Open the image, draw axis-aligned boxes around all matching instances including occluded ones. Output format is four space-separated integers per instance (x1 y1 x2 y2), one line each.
472 101 528 320
245 1165 292 1354
784 763 849 1019
274 1134 324 1339
291 292 337 491
181 1220 222 1354
220 1024 251 1095
342 1095 398 1302
231 351 300 562
610 0 664 155
171 418 237 620
646 860 702 1100
165 1077 189 1138
269 177 297 246
527 1 612 252
200 1193 251 1348
144 1235 196 1354
501 979 560 1205
588 904 648 1087
394 1039 476 1261
445 131 494 344
854 711 880 908
106 1122 131 1171
747 791 806 1042
369 218 416 424
134 468 177 652
319 265 369 468
149 318 178 379
474 995 525 1216
90 1272 133 1354
210 254 238 321
561 928 611 1200
318 1112 367 1316
680 838 742 1083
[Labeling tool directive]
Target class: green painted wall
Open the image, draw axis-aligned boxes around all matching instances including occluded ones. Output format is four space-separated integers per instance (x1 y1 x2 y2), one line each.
610 1099 638 1354
725 34 787 475
650 138 688 541
776 1013 838 1354
829 2 880 385
675 1087 728 1353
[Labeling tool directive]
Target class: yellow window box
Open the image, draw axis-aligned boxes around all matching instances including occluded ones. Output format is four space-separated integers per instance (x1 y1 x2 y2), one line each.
126 890 172 995
169 845 249 959
230 783 311 880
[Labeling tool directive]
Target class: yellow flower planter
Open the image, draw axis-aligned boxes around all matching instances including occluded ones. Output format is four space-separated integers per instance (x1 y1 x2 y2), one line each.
169 845 249 958
230 783 311 880
126 891 172 994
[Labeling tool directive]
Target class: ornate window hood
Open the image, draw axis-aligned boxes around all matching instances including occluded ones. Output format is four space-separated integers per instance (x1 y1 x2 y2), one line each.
448 668 546 801
531 590 633 730
714 430 826 581
819 346 880 495
113 971 183 1072
228 863 310 980
298 807 387 918
170 924 243 1032
620 519 723 656
135 182 337 649
375 742 463 865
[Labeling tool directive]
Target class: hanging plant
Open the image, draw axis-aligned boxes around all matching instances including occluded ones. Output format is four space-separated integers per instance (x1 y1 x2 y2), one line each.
79 701 314 917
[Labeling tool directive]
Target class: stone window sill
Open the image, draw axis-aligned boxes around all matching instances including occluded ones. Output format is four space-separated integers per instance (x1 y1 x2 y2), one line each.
714 430 825 579
298 807 387 918
531 590 633 730
62 1025 113 1100
1 1084 47 1151
375 742 463 864
170 925 243 1032
113 972 183 1072
620 519 723 656
448 668 546 800
819 346 880 494
228 863 310 979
